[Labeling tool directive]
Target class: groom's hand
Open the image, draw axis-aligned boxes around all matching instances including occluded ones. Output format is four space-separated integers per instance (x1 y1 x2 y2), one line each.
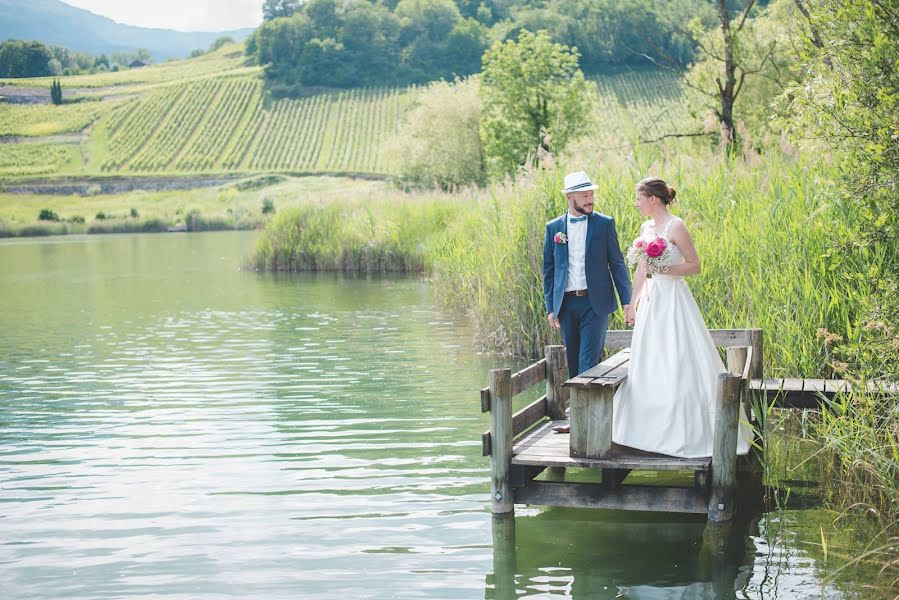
547 313 561 330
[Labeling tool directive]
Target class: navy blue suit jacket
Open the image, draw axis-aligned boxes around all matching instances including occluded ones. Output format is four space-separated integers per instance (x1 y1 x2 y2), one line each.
543 212 632 318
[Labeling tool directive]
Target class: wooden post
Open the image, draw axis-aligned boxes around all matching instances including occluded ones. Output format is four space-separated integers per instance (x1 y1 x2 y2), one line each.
726 346 748 376
490 368 514 514
545 345 568 420
490 515 517 600
545 345 568 481
747 329 763 379
569 385 613 459
708 372 741 522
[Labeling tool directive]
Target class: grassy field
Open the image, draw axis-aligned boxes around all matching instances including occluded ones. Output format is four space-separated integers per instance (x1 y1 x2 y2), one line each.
0 175 392 236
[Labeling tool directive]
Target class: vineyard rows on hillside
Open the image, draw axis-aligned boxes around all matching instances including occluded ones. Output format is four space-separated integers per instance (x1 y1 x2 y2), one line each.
0 99 111 137
592 70 694 141
0 144 79 176
98 78 416 175
0 65 691 180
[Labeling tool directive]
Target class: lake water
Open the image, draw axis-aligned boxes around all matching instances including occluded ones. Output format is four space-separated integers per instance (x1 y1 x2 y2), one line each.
0 231 860 598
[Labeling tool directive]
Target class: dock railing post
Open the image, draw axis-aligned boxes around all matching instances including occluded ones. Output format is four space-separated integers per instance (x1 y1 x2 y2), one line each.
490 368 514 514
545 345 568 420
708 371 742 522
545 345 568 480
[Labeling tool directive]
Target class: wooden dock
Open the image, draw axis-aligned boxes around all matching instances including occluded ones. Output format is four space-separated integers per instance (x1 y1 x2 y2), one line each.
480 328 879 522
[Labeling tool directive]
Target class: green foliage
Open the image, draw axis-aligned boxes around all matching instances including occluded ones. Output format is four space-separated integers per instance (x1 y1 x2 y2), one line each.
479 30 589 179
685 0 800 142
0 40 53 78
251 0 487 89
95 211 106 220
261 198 276 214
785 0 899 558
263 0 302 20
38 209 59 221
503 0 712 72
385 77 484 190
129 208 139 218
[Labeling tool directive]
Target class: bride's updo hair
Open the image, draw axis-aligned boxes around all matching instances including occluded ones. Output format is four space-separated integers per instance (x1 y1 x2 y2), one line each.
637 176 677 205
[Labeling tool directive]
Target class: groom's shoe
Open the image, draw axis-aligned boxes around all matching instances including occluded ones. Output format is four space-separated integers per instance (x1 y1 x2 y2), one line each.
552 425 570 434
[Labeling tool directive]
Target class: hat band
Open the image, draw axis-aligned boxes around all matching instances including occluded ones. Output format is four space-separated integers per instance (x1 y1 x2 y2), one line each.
566 181 595 191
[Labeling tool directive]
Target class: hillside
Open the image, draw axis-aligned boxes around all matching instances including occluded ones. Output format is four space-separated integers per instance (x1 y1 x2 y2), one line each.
0 0 251 60
0 44 691 182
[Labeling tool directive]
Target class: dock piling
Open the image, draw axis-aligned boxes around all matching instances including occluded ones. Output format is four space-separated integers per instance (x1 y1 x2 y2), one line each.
489 368 514 515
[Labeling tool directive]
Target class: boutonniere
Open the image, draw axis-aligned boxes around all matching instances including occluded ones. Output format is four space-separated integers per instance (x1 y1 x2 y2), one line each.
554 232 568 245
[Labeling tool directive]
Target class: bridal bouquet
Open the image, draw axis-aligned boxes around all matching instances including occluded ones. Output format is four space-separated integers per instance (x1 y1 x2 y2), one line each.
626 236 671 273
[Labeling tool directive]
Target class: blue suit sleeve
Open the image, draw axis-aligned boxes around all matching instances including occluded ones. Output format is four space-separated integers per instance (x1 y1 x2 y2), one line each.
606 218 632 307
543 224 554 314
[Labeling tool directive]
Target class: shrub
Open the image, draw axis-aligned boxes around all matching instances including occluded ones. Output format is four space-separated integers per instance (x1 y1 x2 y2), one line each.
95 211 107 220
38 209 59 221
384 77 485 191
261 198 276 215
130 208 139 218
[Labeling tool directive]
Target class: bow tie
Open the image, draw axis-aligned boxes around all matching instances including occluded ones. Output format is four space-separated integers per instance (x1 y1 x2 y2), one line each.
569 215 587 223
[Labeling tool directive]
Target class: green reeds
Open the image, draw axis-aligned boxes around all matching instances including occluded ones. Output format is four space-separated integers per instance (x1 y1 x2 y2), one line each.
247 199 460 272
431 147 878 376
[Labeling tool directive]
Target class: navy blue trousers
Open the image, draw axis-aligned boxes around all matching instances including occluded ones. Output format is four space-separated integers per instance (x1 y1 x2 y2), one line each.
558 295 609 379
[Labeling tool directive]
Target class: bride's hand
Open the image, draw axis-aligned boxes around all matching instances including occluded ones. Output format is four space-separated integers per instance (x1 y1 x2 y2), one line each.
624 304 636 326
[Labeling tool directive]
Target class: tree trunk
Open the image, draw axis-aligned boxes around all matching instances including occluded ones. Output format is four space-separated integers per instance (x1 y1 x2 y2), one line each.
717 0 738 152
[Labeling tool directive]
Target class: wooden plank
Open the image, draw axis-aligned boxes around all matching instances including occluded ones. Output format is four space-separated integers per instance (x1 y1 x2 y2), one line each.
780 378 806 392
482 395 549 457
514 481 708 514
576 348 631 379
824 379 850 394
511 359 547 397
512 425 710 470
480 387 490 413
604 329 753 350
512 395 548 436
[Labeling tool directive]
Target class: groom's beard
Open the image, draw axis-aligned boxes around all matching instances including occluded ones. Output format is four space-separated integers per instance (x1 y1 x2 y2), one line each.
574 203 593 215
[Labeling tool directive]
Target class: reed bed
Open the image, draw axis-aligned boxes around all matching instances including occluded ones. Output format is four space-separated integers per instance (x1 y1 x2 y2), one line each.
430 146 880 377
247 198 462 272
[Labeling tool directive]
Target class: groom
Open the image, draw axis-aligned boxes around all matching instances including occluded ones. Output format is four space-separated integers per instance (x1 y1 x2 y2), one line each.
544 171 632 389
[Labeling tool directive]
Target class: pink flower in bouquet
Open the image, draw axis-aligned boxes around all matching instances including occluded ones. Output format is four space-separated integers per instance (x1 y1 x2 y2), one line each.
633 239 646 250
645 237 667 258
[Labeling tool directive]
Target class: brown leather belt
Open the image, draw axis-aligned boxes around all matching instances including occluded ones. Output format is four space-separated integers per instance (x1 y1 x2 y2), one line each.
564 289 588 297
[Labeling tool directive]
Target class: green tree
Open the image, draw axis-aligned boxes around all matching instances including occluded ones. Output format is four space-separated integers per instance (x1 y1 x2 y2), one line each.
263 0 302 20
385 77 484 190
790 0 899 373
50 79 63 105
479 29 589 179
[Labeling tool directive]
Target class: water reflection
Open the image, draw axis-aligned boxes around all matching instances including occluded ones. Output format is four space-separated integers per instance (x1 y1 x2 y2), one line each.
488 510 762 599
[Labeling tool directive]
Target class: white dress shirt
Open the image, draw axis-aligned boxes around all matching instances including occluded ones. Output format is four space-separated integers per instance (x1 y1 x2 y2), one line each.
565 213 588 291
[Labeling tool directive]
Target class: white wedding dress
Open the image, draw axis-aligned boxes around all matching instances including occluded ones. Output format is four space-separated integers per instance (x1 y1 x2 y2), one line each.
612 218 752 458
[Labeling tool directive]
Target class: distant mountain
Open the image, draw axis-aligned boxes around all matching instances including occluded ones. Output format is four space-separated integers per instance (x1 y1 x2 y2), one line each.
0 0 253 61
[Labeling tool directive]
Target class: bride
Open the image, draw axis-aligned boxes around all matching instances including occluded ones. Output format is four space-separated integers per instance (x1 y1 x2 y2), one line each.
613 176 752 458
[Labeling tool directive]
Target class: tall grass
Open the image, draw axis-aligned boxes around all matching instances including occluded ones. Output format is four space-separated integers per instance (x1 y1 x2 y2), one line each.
431 145 880 376
247 199 462 272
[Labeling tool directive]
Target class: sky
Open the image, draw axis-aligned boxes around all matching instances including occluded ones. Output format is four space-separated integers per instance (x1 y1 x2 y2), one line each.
61 0 264 32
